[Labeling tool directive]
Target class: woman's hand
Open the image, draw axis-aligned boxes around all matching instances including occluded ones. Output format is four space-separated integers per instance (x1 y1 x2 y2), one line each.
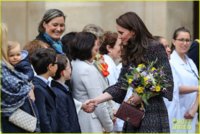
82 101 96 113
184 94 198 119
128 93 142 106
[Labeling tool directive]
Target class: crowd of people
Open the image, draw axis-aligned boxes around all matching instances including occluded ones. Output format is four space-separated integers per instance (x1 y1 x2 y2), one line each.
1 8 199 133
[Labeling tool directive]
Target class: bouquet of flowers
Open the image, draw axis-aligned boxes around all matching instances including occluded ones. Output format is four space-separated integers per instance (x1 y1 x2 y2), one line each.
94 53 110 77
126 60 170 105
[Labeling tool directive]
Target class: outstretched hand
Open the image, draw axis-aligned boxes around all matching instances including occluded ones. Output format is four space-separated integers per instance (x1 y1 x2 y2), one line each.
82 99 98 113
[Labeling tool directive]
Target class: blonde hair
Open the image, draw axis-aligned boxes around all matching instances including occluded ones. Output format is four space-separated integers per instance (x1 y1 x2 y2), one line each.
8 41 21 53
1 23 14 69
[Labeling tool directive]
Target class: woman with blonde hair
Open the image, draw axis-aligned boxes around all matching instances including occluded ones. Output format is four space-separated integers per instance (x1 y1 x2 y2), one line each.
1 23 40 132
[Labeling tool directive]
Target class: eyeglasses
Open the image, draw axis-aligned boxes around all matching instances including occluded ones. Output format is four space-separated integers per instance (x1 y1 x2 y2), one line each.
175 38 191 43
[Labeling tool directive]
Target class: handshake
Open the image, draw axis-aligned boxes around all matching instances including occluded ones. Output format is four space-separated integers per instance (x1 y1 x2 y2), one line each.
79 92 112 113
81 99 98 113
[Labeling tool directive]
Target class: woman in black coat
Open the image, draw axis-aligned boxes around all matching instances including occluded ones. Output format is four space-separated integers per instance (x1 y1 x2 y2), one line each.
86 12 173 133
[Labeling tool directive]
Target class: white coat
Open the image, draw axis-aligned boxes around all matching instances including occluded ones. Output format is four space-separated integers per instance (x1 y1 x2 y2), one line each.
165 50 198 133
71 59 113 132
104 55 120 86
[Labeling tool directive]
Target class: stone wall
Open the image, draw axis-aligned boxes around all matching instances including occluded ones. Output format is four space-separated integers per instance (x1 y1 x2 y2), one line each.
2 1 193 47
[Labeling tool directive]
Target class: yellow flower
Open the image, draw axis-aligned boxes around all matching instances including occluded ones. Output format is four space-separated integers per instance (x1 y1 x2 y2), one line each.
138 64 145 69
155 85 161 92
128 78 133 84
135 86 144 94
144 77 148 84
151 67 156 72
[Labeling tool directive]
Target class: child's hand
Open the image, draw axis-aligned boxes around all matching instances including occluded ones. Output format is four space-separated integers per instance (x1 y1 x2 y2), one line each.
28 89 35 102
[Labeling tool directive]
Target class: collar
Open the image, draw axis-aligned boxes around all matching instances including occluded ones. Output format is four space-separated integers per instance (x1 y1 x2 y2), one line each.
56 81 69 91
170 50 188 65
51 80 70 93
103 54 117 67
35 75 49 85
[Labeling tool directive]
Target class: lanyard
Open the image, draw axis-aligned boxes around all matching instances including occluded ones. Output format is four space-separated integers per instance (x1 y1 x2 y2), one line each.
187 59 199 80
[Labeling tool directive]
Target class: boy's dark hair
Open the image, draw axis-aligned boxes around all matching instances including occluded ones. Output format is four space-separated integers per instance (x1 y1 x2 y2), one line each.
30 48 57 75
70 32 97 60
52 54 69 80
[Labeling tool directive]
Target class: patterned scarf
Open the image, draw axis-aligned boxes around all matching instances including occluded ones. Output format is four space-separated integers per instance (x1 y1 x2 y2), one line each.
1 62 32 116
43 33 64 54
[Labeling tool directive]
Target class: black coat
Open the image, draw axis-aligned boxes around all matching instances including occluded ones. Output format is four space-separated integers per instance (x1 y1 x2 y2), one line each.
32 77 57 132
51 80 81 133
105 41 173 133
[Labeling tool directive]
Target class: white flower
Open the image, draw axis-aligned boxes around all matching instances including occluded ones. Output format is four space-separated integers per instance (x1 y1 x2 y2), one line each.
141 71 147 76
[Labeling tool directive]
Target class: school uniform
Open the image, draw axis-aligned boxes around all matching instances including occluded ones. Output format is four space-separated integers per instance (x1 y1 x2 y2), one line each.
51 80 81 132
32 76 57 132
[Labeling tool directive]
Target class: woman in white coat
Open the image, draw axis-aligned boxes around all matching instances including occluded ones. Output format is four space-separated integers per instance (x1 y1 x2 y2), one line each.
167 27 198 133
99 32 122 86
99 31 123 132
70 32 113 132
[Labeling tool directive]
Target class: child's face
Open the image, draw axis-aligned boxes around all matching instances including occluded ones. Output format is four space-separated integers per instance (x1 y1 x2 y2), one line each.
49 62 58 77
62 63 72 80
8 45 22 65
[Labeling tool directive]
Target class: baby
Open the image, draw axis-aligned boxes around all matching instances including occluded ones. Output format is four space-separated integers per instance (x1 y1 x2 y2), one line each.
8 41 34 81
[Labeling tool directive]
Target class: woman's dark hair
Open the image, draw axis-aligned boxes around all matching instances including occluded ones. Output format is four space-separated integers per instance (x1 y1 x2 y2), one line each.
61 32 77 60
38 9 65 33
171 26 191 51
116 12 153 66
52 54 69 80
70 32 97 60
99 31 118 55
30 48 57 75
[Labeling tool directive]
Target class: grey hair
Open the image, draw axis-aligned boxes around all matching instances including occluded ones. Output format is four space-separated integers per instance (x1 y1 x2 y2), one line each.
82 24 104 37
82 24 104 44
38 9 65 33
